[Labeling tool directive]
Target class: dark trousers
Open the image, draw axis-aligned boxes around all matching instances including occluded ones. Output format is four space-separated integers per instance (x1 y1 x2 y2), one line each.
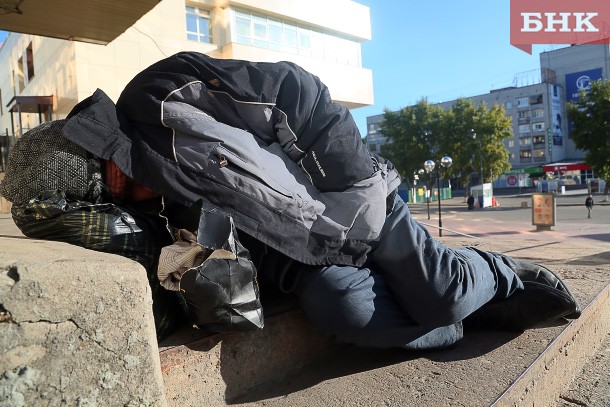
294 195 523 349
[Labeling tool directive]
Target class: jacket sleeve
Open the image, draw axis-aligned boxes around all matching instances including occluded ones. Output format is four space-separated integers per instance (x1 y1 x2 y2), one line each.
271 60 378 192
117 52 387 193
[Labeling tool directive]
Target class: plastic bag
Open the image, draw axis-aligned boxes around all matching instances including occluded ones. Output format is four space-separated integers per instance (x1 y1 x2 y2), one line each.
171 202 264 332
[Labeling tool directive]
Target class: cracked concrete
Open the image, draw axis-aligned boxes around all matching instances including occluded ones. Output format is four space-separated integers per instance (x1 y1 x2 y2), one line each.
0 237 167 406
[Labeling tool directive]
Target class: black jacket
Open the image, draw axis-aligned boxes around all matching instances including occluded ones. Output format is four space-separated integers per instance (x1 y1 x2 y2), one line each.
62 52 399 266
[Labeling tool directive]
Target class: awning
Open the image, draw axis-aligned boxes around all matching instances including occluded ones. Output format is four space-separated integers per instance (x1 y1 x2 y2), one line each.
0 0 161 45
504 166 544 175
543 163 590 172
6 95 53 113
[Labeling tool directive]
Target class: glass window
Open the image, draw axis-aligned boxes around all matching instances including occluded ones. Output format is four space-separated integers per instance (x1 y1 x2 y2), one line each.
518 124 530 133
231 8 360 67
518 110 531 118
533 135 545 144
530 94 543 105
532 108 545 118
16 56 25 92
532 122 545 131
505 101 513 109
520 150 532 158
186 6 213 44
25 43 34 81
517 97 529 107
533 149 545 157
507 140 515 148
519 137 531 145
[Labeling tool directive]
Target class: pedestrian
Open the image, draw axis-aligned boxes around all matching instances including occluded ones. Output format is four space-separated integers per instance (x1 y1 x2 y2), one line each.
0 52 581 350
467 194 475 210
585 194 594 219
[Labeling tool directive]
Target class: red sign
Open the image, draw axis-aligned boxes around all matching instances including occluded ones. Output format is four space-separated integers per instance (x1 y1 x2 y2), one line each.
507 175 518 186
542 163 590 172
510 0 610 54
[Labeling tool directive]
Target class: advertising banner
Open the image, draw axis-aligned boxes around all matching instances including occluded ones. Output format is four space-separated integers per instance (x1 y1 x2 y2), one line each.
565 68 603 102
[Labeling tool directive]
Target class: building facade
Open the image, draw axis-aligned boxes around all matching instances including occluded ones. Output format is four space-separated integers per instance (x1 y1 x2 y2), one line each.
0 0 373 170
366 44 609 187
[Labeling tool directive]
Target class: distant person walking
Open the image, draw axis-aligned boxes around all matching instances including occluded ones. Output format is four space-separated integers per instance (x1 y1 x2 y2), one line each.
585 195 594 219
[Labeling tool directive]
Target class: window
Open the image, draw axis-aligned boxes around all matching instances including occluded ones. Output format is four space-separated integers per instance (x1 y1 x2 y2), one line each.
505 101 513 109
533 135 545 144
532 122 545 131
16 56 25 92
517 97 529 107
532 108 544 118
518 124 530 133
519 137 531 145
518 110 531 119
232 9 361 67
186 6 213 43
25 43 34 81
510 153 516 160
507 140 515 148
520 150 532 158
530 94 543 105
533 148 545 157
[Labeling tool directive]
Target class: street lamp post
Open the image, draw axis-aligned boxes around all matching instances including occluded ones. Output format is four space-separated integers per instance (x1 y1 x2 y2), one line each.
471 130 483 184
424 156 453 237
422 167 433 220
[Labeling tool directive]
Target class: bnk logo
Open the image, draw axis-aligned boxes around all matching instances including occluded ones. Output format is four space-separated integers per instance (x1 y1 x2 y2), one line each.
510 0 610 54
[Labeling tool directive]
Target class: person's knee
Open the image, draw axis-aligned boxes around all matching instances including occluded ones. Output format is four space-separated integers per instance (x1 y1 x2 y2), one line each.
406 291 473 328
295 266 380 337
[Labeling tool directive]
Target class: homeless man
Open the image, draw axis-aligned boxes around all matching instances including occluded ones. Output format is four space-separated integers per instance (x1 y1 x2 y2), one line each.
2 52 580 350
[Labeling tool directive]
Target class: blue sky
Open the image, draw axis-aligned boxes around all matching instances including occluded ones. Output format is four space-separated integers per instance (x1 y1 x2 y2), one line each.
350 0 560 136
0 2 562 137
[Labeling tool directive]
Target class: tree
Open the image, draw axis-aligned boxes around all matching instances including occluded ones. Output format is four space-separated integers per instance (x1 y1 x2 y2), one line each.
380 98 513 195
567 79 610 197
379 99 445 187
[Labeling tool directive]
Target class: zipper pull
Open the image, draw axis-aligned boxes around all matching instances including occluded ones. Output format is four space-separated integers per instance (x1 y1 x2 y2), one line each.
218 154 228 168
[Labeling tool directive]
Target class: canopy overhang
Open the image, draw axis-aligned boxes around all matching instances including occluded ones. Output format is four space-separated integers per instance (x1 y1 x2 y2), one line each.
0 0 161 44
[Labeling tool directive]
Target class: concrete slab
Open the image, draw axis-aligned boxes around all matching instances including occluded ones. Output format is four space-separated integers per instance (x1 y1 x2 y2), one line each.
0 237 167 406
225 238 610 407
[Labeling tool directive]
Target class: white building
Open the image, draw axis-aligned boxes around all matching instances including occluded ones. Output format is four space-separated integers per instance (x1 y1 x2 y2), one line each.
0 0 373 170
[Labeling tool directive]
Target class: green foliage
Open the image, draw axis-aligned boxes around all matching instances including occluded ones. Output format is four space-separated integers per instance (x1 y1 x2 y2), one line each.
567 79 610 188
379 98 513 187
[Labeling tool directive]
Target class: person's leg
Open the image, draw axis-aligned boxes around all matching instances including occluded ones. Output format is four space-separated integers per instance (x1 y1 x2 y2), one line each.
369 195 579 331
293 264 463 350
369 195 522 328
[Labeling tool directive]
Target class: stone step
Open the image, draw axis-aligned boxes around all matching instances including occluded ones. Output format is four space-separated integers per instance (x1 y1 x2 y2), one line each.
158 262 610 406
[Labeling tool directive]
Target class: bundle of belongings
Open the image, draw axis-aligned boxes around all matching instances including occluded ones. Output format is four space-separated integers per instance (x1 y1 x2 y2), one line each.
0 120 265 340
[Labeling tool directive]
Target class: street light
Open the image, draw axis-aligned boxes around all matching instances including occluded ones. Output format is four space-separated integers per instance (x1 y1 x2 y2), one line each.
419 168 432 219
424 156 453 237
471 129 483 184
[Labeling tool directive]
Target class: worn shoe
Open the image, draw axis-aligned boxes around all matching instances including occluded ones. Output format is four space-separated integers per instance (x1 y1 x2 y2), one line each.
497 255 581 319
463 280 579 332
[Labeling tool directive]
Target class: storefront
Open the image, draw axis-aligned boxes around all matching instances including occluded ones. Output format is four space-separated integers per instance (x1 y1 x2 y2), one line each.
542 162 591 185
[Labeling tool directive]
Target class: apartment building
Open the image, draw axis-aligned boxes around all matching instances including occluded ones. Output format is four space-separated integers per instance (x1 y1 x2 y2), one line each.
366 44 609 187
0 0 373 169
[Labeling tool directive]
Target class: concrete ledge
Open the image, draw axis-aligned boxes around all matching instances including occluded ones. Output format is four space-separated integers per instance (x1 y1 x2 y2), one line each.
493 281 610 406
0 237 166 406
159 308 341 405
